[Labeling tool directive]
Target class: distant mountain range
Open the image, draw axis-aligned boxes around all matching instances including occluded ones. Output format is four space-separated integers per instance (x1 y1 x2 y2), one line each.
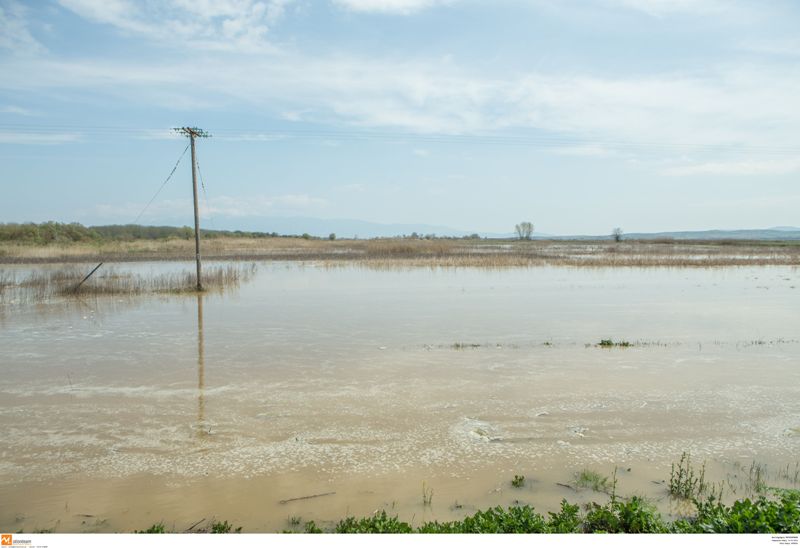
190 216 800 240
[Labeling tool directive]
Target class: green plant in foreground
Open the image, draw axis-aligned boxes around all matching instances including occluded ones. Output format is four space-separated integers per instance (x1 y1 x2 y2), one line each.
135 522 166 534
209 520 241 534
511 475 525 488
327 490 800 534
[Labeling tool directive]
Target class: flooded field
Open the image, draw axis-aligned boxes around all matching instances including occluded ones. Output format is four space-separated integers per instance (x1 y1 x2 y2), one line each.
1 263 799 532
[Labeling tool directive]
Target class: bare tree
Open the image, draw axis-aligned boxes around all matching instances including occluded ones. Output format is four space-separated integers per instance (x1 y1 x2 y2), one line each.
612 227 623 242
515 221 534 240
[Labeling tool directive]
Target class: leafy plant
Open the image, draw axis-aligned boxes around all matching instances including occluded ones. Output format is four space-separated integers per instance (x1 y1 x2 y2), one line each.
511 475 526 488
670 452 709 499
209 520 241 534
135 522 166 534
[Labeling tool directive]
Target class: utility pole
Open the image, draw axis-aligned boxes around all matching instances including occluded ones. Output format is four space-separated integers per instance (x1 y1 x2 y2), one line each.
173 127 210 291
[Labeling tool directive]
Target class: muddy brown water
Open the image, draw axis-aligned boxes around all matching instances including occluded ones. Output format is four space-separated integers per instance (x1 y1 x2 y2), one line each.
1 263 799 532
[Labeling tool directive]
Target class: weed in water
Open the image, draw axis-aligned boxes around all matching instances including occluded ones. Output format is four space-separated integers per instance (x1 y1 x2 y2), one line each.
748 462 769 495
422 482 434 507
669 452 710 499
598 339 632 348
209 520 241 534
575 469 610 493
511 475 526 488
778 462 800 485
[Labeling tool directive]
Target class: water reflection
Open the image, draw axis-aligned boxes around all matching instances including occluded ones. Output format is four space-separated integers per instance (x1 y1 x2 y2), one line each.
196 293 206 438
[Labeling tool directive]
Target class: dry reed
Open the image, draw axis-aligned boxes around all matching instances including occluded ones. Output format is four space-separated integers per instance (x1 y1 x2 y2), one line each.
2 238 799 268
0 263 256 304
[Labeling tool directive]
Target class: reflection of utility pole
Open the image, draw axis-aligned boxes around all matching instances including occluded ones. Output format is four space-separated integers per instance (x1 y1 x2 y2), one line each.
196 293 206 435
173 127 210 291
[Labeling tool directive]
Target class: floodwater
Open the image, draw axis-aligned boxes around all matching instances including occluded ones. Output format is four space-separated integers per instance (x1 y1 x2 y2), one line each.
1 263 799 532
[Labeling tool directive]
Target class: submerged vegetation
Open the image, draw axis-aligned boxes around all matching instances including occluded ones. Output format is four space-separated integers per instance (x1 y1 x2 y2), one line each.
0 263 256 303
575 469 612 493
598 339 633 348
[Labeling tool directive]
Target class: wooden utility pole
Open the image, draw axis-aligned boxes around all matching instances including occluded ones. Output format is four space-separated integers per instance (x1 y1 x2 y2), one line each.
173 127 210 291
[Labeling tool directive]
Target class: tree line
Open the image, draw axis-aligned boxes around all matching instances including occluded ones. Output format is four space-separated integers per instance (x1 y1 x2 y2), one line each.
0 222 282 244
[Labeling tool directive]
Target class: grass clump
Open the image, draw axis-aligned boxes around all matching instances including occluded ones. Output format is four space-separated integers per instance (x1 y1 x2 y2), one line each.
575 469 610 493
209 519 241 534
1 263 257 304
511 475 525 488
598 339 632 348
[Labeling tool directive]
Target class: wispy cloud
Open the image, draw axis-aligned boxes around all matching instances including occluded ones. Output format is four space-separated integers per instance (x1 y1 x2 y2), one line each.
0 131 81 145
664 158 800 176
5 53 798 155
333 0 457 15
602 0 730 17
56 0 292 53
0 105 39 116
0 1 45 55
94 193 327 221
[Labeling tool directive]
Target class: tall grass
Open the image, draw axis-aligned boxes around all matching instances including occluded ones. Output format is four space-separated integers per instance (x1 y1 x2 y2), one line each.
0 263 256 304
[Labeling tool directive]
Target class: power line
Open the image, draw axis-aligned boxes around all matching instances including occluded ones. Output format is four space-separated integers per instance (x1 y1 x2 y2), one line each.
194 149 216 230
132 143 190 225
1 123 798 155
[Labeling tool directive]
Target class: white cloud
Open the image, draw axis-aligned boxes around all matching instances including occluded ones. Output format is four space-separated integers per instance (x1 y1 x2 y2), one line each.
4 48 800 154
4 53 800 159
0 131 81 144
56 0 291 53
338 183 366 192
0 105 39 116
602 0 728 17
94 193 327 221
0 2 45 55
664 158 800 176
739 38 800 58
333 0 456 15
199 193 328 216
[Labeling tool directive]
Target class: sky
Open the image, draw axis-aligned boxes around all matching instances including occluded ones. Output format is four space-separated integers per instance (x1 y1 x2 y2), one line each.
1 0 799 236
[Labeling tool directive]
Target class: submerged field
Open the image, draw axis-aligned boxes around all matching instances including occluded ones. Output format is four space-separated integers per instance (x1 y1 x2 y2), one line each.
2 236 800 267
0 261 799 532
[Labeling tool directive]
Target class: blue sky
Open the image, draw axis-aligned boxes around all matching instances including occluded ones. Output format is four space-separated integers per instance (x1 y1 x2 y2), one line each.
1 0 799 235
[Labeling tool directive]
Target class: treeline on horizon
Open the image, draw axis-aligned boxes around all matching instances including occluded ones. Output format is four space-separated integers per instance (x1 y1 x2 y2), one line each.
0 222 485 244
0 222 280 244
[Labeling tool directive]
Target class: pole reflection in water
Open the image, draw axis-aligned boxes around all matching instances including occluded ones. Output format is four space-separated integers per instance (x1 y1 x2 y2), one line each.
196 293 207 438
